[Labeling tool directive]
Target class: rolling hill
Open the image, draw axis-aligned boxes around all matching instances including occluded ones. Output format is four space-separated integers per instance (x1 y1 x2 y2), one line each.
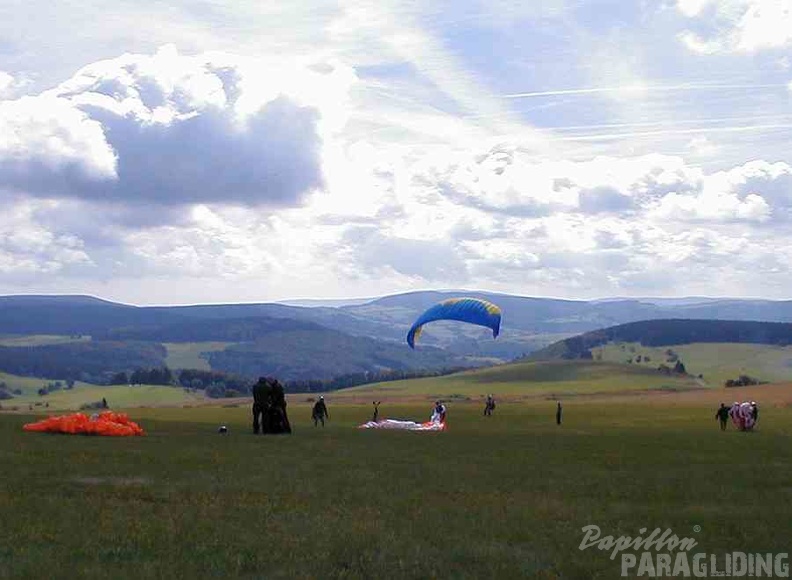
333 358 702 400
528 319 792 387
3 293 792 389
529 319 792 361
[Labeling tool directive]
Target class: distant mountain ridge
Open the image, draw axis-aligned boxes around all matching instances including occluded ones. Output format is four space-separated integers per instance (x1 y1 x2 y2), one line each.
2 291 792 383
4 291 792 347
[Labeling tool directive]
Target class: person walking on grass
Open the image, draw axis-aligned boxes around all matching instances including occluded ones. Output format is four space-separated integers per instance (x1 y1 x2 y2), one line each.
715 402 730 431
556 401 562 425
312 395 329 427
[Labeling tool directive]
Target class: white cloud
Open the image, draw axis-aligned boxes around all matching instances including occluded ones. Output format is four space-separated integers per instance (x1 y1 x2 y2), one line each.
0 96 117 181
0 199 92 278
0 47 356 210
678 0 792 53
3 128 792 301
0 71 14 96
676 0 717 17
651 190 771 222
3 4 792 303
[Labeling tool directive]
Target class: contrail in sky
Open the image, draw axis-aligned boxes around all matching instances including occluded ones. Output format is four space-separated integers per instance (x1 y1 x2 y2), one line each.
502 83 787 99
554 123 792 141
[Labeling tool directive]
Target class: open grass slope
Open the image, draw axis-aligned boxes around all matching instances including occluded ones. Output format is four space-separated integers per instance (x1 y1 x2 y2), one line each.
2 400 791 579
335 359 702 402
0 371 95 397
2 384 205 411
163 342 231 371
0 334 90 347
595 342 792 387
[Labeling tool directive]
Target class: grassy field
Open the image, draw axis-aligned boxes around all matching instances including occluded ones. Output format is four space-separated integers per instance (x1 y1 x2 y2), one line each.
594 342 792 387
163 342 232 371
2 385 791 579
2 359 702 412
2 384 206 411
0 334 90 347
337 360 702 403
0 371 97 398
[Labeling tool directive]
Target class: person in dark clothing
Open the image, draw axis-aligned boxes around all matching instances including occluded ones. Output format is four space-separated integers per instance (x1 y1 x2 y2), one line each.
252 376 292 434
556 401 562 425
484 394 496 416
102 397 108 409
715 403 730 431
751 401 759 425
312 396 329 427
372 401 381 422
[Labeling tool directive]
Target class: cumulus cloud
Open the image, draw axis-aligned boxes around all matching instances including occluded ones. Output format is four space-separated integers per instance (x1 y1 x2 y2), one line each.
0 96 117 183
0 71 14 96
0 199 93 281
3 119 792 300
578 186 634 214
647 159 790 223
676 0 717 17
342 226 469 282
318 147 792 297
677 0 792 53
0 46 357 214
399 147 792 228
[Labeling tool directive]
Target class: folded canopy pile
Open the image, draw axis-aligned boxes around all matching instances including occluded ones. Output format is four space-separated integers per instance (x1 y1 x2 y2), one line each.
23 411 145 436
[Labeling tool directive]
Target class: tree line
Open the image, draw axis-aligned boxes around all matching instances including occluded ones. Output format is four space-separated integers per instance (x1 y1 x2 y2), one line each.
24 364 468 400
282 366 466 392
0 342 167 383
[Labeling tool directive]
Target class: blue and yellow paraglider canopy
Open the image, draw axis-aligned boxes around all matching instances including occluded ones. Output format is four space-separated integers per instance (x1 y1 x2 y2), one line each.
406 297 502 349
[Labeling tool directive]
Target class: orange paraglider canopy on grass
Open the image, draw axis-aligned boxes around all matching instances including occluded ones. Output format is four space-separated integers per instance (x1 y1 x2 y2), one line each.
23 411 145 436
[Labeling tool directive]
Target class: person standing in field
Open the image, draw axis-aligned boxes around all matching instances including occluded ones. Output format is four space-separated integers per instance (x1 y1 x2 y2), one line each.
312 396 329 427
556 401 562 425
484 394 496 416
751 401 759 425
372 401 381 422
432 401 447 424
715 403 730 431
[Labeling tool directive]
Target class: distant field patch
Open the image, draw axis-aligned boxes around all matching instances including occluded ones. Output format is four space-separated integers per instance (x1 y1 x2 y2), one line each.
0 334 90 347
0 372 93 397
594 342 792 386
163 342 231 370
6 384 206 411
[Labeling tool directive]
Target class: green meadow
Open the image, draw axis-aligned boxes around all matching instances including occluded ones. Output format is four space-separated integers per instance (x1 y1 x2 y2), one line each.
595 342 792 387
0 334 90 347
163 342 232 371
2 392 791 579
0 372 206 411
340 360 702 401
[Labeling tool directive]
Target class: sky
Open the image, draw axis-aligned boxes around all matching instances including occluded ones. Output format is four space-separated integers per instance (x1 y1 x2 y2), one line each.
0 0 791 305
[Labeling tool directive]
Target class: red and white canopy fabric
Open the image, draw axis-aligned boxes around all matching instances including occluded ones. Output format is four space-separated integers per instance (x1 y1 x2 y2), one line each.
729 401 757 431
358 418 446 431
